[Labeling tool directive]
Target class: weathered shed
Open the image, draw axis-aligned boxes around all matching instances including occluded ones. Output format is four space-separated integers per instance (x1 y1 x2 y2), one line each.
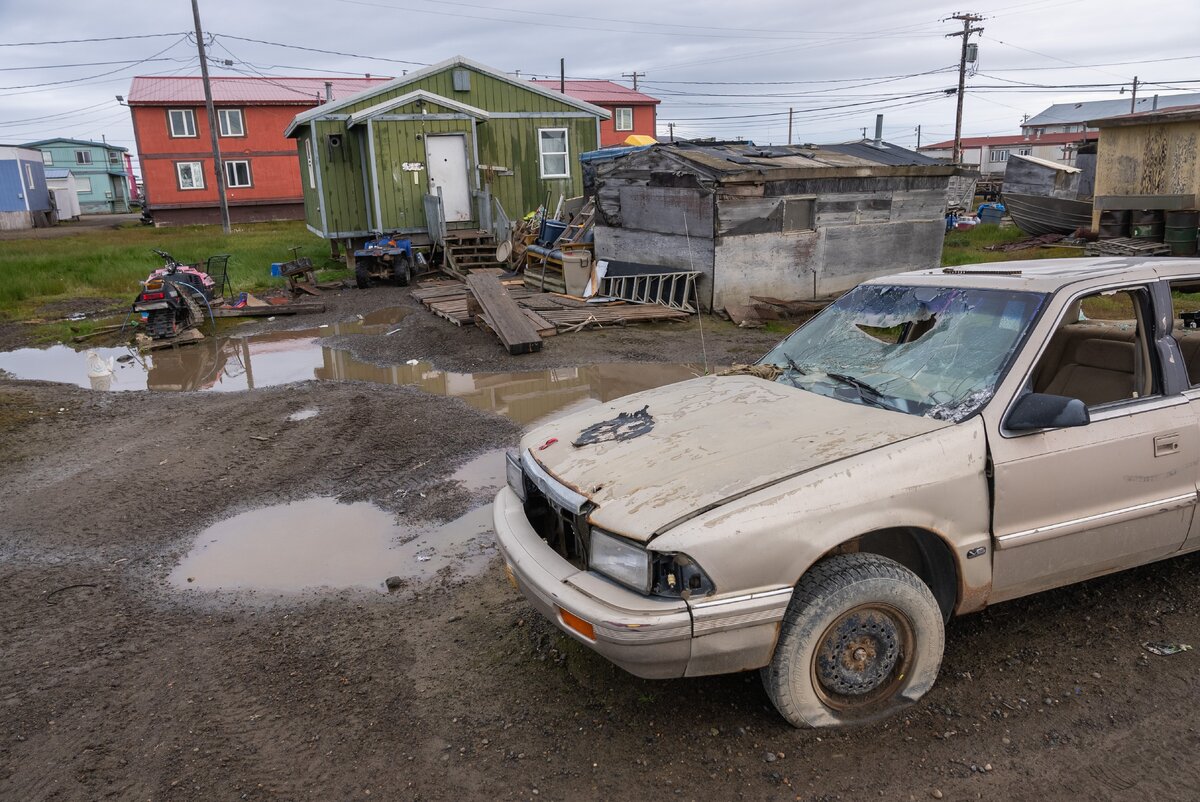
285 56 609 244
593 141 958 310
1001 153 1086 200
1088 104 1200 222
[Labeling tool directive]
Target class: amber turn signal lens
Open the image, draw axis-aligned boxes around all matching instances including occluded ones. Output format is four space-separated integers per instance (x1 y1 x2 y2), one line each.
558 607 595 641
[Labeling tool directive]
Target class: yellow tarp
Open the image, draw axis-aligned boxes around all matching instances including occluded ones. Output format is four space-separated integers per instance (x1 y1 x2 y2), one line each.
622 134 657 146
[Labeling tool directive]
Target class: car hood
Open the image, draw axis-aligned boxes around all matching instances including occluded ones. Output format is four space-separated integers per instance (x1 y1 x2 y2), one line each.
523 375 949 541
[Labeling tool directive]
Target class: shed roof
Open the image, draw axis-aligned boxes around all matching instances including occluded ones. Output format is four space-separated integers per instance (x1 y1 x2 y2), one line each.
653 140 953 176
1089 103 1200 128
1008 152 1080 173
21 138 127 152
919 131 1097 150
127 75 391 106
44 168 74 179
286 55 610 137
1024 92 1200 127
529 80 659 105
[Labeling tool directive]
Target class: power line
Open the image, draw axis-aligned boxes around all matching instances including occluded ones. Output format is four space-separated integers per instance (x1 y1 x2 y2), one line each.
0 37 191 90
0 32 188 47
211 33 427 66
0 58 186 73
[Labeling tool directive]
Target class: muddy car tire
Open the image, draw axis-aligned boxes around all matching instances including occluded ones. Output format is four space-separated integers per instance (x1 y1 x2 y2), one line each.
355 261 371 290
762 553 944 729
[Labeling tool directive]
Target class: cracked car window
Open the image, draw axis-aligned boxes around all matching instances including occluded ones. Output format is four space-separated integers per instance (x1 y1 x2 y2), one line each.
761 285 1047 420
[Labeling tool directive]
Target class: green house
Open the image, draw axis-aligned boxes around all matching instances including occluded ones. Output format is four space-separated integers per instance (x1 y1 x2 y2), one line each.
285 56 609 245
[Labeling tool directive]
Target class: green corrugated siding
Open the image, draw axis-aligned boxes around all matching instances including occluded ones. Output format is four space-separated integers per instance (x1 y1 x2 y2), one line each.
302 64 600 237
296 132 321 230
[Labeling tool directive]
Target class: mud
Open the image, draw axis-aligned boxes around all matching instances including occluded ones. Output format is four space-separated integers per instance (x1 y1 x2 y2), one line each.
4 282 1200 801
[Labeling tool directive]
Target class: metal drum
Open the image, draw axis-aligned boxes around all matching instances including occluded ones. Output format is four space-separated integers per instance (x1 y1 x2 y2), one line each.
1131 209 1165 241
1165 210 1200 256
1098 209 1131 239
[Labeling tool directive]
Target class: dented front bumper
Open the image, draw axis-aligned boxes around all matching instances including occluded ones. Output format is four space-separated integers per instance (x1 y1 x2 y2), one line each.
492 487 791 679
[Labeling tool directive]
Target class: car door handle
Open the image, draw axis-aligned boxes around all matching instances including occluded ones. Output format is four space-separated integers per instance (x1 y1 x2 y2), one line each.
1154 433 1181 457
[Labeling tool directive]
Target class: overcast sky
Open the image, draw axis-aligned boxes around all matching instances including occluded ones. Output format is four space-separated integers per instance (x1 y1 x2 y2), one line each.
2 0 1198 166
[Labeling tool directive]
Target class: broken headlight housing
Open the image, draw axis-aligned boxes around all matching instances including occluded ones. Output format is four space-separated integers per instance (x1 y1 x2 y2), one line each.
505 450 527 502
589 529 714 598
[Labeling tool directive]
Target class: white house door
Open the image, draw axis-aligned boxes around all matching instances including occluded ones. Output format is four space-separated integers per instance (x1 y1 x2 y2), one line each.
426 134 472 223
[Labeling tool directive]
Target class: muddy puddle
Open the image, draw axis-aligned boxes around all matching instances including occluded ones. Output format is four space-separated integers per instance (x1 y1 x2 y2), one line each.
0 312 707 425
169 497 496 595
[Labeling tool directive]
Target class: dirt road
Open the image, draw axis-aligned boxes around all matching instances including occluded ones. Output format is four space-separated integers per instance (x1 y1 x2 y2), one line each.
2 285 1200 801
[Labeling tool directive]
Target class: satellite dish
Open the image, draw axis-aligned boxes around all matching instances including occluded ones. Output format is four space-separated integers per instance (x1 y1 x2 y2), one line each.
495 239 512 263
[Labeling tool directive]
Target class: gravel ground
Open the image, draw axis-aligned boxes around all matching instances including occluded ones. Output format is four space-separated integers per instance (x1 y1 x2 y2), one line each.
3 282 1200 801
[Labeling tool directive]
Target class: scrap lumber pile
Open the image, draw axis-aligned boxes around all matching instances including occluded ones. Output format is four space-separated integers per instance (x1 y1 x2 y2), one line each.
725 296 831 328
1084 237 1172 257
521 197 597 295
411 278 690 351
984 233 1065 252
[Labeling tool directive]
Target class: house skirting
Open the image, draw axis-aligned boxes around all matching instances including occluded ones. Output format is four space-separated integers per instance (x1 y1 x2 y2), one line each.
0 210 33 231
152 202 306 226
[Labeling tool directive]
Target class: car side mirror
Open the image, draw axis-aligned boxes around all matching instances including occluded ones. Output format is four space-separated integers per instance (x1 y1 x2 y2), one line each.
1006 392 1090 432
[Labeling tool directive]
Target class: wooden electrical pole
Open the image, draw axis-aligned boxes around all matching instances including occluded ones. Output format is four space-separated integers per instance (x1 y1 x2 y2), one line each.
787 107 794 145
667 122 675 142
191 0 230 234
947 12 984 165
1129 75 1139 113
915 124 922 149
622 71 645 91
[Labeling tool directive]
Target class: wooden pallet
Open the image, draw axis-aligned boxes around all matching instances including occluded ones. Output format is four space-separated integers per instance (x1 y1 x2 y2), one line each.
465 273 543 354
1085 237 1172 257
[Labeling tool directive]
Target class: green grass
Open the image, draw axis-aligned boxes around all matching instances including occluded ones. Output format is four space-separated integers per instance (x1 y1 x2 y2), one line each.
0 220 333 321
941 224 1083 267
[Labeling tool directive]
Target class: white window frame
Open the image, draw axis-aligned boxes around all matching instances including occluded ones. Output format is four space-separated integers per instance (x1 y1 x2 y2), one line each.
76 177 92 193
24 163 35 190
989 149 1009 163
305 138 316 188
538 128 570 179
225 159 252 188
1017 147 1032 156
176 161 205 190
168 108 197 138
614 107 634 132
218 108 245 137
75 150 92 165
41 151 52 166
108 150 121 165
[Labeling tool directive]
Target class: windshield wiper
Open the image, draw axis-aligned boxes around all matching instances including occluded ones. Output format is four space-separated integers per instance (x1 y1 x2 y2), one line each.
782 355 809 375
823 372 900 411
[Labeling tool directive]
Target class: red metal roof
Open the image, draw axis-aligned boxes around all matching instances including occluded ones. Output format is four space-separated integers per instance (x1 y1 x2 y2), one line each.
530 80 659 106
919 130 1098 151
127 75 392 106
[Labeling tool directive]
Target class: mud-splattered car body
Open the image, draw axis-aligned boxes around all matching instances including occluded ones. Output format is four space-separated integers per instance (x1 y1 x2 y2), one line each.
494 257 1200 726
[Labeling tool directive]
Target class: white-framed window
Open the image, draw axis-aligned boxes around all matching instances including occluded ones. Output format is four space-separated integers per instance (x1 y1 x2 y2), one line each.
108 150 120 165
1017 147 1032 156
168 108 197 138
24 163 34 190
176 161 205 190
41 151 52 165
76 177 92 193
75 150 92 165
538 128 569 179
989 149 1009 163
225 160 251 188
218 108 245 137
305 138 316 188
614 107 634 131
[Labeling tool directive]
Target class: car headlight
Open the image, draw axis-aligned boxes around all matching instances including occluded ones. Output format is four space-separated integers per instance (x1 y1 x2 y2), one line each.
589 529 651 593
590 529 716 598
505 450 527 502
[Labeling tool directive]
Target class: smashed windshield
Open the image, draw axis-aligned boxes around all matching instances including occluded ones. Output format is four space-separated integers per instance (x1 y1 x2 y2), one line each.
761 284 1046 421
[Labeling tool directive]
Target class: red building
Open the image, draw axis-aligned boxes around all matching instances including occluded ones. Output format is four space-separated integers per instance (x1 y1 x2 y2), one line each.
531 80 659 147
127 75 389 225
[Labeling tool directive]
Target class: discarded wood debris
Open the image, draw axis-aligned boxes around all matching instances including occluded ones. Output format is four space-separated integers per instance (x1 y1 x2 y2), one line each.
211 302 325 318
1084 237 1172 257
465 273 543 355
412 279 690 340
984 233 1065 252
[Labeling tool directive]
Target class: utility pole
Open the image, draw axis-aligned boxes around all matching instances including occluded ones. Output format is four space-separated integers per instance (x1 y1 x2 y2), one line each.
946 12 984 165
622 71 645 91
915 124 922 149
787 107 794 145
667 122 675 142
1129 75 1139 113
190 0 230 234
559 58 565 93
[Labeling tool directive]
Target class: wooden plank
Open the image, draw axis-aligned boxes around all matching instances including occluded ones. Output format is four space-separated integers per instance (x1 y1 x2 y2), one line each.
211 303 325 317
522 308 558 337
465 273 543 354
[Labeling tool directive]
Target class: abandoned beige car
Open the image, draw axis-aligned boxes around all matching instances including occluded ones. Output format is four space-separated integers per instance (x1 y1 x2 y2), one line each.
494 257 1200 728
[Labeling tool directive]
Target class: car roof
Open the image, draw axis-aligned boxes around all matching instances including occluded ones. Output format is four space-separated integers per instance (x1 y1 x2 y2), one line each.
869 257 1200 293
